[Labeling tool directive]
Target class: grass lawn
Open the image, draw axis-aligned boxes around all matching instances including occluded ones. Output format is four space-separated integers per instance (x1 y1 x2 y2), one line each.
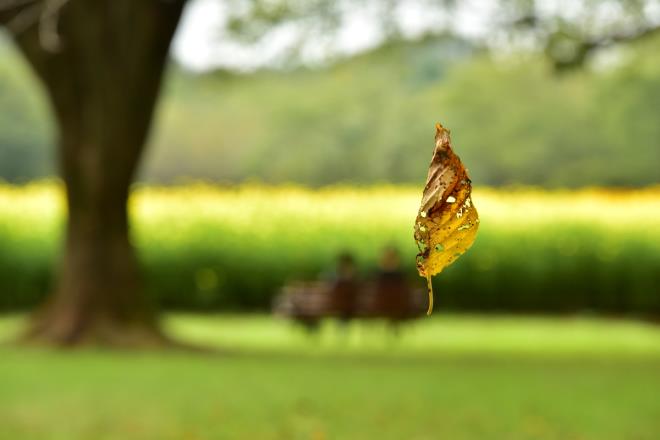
1 314 659 439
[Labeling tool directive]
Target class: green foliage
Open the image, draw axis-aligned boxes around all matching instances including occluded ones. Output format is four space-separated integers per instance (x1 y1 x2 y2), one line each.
0 40 53 182
0 183 658 314
1 35 660 187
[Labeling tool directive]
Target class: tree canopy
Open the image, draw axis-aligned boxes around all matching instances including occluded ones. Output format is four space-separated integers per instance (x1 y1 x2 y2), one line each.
2 32 659 187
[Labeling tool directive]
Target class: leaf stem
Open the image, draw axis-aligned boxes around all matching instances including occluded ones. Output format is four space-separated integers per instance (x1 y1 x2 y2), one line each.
426 275 433 316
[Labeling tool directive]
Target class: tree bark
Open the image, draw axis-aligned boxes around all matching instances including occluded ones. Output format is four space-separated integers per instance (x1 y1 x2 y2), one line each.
7 0 185 346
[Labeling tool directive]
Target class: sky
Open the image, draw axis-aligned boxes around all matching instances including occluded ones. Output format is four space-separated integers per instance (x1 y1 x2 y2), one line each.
172 0 660 72
2 0 655 71
171 0 500 71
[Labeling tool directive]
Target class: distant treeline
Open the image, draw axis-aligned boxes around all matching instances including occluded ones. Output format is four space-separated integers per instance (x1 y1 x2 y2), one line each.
1 35 659 187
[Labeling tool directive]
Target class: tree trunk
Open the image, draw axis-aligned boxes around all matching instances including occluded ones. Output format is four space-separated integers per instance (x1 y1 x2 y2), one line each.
8 0 185 346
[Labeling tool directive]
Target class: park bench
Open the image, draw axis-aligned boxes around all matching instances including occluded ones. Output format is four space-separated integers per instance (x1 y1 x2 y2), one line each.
272 277 427 329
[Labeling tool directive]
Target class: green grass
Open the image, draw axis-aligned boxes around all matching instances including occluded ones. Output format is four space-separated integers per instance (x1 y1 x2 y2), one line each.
1 314 660 439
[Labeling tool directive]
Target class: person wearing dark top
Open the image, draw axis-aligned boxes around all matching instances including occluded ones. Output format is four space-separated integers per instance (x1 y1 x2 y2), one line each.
326 252 360 321
369 246 414 321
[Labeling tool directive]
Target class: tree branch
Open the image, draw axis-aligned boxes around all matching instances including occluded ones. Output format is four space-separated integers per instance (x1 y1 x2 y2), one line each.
1 0 71 53
596 23 660 47
38 0 68 51
550 23 660 70
0 0 34 25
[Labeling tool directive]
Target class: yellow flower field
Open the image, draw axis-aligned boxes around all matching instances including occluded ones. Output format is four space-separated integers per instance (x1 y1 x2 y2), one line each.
0 182 658 312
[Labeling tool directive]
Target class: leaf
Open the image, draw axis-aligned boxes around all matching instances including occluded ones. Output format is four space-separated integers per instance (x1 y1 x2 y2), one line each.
414 123 479 315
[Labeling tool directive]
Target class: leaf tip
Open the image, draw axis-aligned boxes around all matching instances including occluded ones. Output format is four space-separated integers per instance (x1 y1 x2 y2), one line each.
434 122 451 148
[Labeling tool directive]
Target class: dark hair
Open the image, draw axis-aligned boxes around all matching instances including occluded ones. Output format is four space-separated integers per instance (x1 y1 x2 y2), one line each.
337 251 355 265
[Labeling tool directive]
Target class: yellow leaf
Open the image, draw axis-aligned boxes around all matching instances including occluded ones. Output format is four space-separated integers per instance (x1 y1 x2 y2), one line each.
414 123 479 315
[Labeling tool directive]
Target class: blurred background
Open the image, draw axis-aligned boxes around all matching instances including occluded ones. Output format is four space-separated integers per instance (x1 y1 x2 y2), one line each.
1 0 659 439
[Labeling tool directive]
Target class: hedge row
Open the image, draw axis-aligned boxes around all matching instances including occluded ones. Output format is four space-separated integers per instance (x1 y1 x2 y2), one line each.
1 184 658 314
